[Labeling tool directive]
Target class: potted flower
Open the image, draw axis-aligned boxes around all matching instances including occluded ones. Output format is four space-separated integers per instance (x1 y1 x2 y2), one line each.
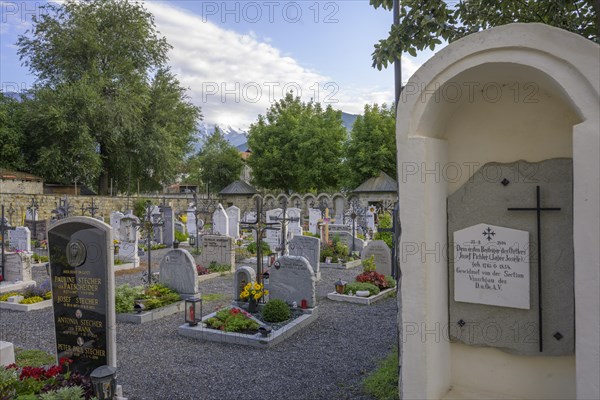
113 239 120 256
239 281 268 313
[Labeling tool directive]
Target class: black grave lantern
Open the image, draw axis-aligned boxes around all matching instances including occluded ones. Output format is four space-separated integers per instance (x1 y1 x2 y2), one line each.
189 235 196 246
185 297 202 326
90 365 117 400
262 271 270 285
335 279 347 294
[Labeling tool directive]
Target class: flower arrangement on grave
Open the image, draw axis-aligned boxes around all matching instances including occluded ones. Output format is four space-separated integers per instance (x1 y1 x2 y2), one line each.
320 234 351 263
239 281 268 302
196 264 210 276
205 307 260 333
0 280 52 304
355 256 395 290
40 240 48 250
1 357 94 399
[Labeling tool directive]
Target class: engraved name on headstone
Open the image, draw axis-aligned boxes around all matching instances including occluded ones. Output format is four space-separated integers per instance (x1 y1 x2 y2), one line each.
454 223 530 310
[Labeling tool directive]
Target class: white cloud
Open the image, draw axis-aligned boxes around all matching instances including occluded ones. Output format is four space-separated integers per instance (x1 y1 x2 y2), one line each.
146 2 426 128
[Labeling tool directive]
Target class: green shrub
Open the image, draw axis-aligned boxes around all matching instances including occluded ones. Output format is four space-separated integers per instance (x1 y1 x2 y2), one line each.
115 284 143 313
14 349 54 368
344 282 380 296
363 347 399 400
262 299 291 323
133 198 150 219
39 386 86 400
362 256 377 272
207 261 232 273
374 213 393 249
0 368 18 397
385 276 396 289
174 230 188 243
246 241 271 255
32 254 49 263
207 307 260 333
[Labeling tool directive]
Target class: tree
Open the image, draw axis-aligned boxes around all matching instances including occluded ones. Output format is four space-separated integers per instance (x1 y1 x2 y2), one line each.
344 104 397 189
370 0 599 70
17 0 201 193
0 93 27 171
193 127 244 194
247 93 346 193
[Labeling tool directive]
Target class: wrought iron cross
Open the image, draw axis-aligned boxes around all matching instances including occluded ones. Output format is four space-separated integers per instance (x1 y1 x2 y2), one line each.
345 199 367 251
133 201 164 286
27 197 40 239
190 193 219 254
240 197 280 286
271 197 300 256
1 205 16 279
508 185 561 352
52 196 73 220
80 198 99 218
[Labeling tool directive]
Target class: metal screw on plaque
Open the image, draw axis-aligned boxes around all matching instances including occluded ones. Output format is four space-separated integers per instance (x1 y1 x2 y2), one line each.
501 178 510 186
553 332 563 341
457 319 466 327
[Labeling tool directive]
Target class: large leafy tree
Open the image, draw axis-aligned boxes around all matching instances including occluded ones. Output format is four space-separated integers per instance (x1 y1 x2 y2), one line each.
344 104 397 189
370 0 599 69
0 93 27 171
192 127 244 194
247 93 346 193
17 0 201 193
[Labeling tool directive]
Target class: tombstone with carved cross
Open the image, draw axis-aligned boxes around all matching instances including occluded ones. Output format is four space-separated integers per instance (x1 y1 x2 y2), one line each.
448 159 573 356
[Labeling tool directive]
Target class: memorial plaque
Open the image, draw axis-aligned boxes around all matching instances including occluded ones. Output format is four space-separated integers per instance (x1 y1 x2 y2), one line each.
454 223 529 309
361 240 392 276
48 217 116 375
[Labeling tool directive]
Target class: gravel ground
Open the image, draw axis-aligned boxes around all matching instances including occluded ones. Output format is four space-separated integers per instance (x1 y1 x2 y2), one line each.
0 247 398 400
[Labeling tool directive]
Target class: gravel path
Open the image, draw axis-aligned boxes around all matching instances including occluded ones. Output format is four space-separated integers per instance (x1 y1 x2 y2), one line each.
0 250 398 400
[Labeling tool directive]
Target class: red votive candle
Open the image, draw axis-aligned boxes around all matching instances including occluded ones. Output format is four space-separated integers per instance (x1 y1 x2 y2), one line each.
301 299 308 309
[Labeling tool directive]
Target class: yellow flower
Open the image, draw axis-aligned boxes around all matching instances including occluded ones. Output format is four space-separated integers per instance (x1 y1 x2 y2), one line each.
244 283 251 291
253 282 260 290
264 290 269 296
251 290 256 295
240 290 249 298
253 293 261 300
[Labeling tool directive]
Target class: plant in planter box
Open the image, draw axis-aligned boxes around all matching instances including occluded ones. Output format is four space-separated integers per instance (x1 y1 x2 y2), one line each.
262 299 290 323
344 282 380 296
356 271 389 290
205 307 260 333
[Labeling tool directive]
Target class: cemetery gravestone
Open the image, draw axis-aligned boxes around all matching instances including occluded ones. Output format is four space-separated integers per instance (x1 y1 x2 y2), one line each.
200 235 235 269
159 249 198 299
287 207 303 238
226 206 240 239
212 204 229 236
242 211 257 241
118 214 139 264
4 252 33 282
151 207 164 244
186 208 197 237
289 235 321 281
110 212 124 242
361 240 392 276
8 227 31 252
308 208 321 235
24 219 47 242
448 159 574 356
265 208 283 251
335 231 365 253
48 217 117 375
234 266 256 300
161 206 175 247
268 256 316 307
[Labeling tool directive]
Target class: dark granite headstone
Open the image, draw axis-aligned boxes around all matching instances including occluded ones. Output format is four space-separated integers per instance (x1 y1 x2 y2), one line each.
48 217 116 375
448 159 573 356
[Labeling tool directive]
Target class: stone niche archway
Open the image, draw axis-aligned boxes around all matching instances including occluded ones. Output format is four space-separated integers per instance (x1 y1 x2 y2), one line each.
396 23 599 400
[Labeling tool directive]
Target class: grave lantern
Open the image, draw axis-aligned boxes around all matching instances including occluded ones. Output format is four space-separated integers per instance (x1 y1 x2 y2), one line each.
335 279 347 294
189 235 195 246
185 297 202 326
90 365 117 400
262 271 270 285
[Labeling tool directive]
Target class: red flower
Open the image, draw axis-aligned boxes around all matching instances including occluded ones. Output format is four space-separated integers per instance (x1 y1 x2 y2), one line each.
59 357 73 366
44 365 62 378
20 366 46 380
6 363 17 369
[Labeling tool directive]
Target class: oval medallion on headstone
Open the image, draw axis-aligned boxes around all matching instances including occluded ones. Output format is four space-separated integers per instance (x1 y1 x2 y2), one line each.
66 239 87 267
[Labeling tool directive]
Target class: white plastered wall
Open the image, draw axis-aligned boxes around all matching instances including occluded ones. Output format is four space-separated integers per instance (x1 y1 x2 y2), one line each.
396 23 599 400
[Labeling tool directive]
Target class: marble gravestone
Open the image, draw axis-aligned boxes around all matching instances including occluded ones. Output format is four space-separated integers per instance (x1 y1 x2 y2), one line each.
159 249 198 299
47 217 117 375
265 208 283 252
334 231 365 253
234 266 256 300
3 252 33 283
9 227 31 252
110 212 124 242
448 159 574 356
308 208 321 235
212 204 229 236
289 235 321 281
200 235 235 269
161 206 175 247
242 211 257 241
186 208 197 237
118 214 139 264
226 206 240 239
151 207 164 244
361 240 392 276
286 207 303 238
268 256 316 308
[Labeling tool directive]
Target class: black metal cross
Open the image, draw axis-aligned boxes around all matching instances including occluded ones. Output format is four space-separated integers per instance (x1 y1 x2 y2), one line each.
377 203 401 280
345 199 367 251
190 193 219 254
52 196 73 220
240 197 280 287
508 185 561 352
1 205 16 280
133 201 164 287
80 198 99 218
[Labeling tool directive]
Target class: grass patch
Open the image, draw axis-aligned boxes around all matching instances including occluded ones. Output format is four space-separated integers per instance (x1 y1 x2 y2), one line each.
363 347 398 400
14 348 55 367
202 293 226 302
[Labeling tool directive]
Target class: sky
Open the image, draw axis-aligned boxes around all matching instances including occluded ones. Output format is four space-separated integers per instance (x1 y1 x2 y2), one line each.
0 0 440 130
